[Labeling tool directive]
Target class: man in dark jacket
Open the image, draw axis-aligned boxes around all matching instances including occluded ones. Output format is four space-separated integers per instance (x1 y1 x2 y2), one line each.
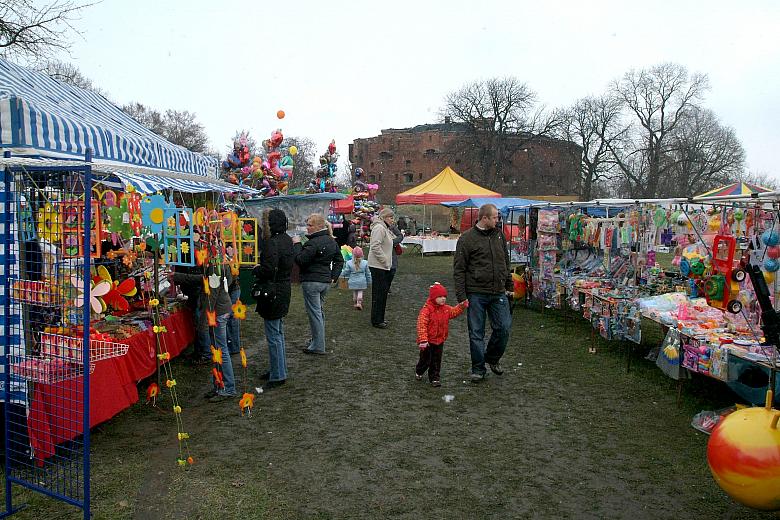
293 213 344 354
253 208 294 389
453 203 513 383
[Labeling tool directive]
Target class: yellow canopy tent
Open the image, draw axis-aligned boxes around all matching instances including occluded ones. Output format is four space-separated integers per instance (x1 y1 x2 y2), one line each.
395 166 500 232
395 166 501 204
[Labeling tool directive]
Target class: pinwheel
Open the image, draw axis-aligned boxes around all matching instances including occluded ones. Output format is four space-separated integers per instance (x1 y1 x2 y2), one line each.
71 275 111 314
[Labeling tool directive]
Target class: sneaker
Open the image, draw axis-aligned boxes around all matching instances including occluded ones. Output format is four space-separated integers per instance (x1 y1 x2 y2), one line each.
470 373 485 383
259 371 270 381
415 372 423 381
302 348 326 355
372 322 388 329
431 380 441 387
356 303 363 311
209 392 237 403
488 362 504 376
262 380 286 391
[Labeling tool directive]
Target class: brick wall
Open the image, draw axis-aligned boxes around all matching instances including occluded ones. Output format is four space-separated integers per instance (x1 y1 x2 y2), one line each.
348 124 581 204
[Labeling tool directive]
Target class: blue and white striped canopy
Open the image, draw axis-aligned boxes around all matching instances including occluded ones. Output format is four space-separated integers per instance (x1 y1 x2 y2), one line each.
0 58 218 176
109 170 258 195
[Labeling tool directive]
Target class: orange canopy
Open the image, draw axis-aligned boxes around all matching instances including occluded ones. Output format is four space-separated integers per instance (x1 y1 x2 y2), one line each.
395 166 501 204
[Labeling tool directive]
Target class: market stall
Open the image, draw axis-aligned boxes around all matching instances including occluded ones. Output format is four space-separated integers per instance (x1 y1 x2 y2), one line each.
511 195 780 408
396 166 500 252
0 57 259 516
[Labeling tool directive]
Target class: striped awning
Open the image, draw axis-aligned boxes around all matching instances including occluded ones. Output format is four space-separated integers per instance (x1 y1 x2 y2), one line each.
108 170 258 194
0 57 218 176
0 156 259 195
696 182 773 198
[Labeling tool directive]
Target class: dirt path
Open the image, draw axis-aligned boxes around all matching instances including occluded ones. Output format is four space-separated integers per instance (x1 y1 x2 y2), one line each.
8 255 777 519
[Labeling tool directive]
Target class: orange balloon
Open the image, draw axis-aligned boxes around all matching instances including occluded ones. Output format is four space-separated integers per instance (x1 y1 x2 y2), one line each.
277 110 285 119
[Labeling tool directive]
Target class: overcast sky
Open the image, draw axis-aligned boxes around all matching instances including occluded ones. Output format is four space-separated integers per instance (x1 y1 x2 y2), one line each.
64 0 780 179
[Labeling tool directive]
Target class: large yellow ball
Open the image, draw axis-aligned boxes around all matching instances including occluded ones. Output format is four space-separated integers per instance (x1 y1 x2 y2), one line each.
707 404 780 511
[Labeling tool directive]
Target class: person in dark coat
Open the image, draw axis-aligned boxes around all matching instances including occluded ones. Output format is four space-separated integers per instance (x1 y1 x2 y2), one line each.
453 203 513 383
293 213 344 354
253 208 294 388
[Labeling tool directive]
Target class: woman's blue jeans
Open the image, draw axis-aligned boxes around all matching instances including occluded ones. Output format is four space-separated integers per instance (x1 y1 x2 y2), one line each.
301 281 330 353
264 318 287 382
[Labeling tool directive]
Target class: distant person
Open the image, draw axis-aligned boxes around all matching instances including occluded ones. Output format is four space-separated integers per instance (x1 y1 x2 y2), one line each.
253 208 294 390
453 203 513 383
293 213 344 354
414 283 468 387
340 246 372 310
347 220 357 248
368 207 396 328
334 215 350 247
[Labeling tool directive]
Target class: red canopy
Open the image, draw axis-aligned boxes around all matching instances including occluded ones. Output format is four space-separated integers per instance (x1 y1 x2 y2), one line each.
331 194 354 214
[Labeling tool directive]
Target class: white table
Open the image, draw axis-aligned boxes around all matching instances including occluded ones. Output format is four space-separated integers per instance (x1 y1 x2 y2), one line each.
402 236 458 255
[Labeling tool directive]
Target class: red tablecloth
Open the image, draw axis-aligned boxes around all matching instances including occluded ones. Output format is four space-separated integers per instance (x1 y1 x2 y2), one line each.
28 309 194 462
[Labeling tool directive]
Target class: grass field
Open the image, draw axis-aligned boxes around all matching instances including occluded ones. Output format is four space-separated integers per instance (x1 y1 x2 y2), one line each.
3 254 777 519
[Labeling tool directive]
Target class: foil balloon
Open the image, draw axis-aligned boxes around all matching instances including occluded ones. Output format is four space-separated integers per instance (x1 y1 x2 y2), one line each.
277 110 285 119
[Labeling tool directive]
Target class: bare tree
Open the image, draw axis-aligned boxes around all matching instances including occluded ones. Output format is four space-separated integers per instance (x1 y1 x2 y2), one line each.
0 0 94 63
36 58 104 92
608 63 710 198
738 170 780 191
121 102 211 153
163 109 209 154
122 102 166 135
557 94 626 200
659 106 745 197
283 135 316 190
440 77 559 190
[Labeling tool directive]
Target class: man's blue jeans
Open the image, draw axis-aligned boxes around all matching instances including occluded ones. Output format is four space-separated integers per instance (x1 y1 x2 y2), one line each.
227 287 241 354
264 318 287 382
467 293 512 376
301 281 330 353
214 312 236 396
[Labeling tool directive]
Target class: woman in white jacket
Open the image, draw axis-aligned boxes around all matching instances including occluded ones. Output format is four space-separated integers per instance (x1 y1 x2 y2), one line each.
367 207 395 328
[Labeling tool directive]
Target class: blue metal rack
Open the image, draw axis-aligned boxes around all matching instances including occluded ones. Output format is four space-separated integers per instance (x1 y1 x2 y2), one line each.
1 151 92 519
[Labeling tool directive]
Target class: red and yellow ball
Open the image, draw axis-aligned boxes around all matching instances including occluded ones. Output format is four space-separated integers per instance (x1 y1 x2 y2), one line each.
707 400 780 511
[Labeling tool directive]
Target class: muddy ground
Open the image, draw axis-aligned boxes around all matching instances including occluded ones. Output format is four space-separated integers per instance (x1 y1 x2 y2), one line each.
4 254 778 519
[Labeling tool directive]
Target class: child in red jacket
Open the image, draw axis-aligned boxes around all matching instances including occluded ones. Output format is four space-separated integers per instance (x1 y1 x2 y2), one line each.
415 282 468 387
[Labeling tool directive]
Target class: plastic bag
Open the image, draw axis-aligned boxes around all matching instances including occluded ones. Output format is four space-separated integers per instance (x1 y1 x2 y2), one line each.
691 406 739 435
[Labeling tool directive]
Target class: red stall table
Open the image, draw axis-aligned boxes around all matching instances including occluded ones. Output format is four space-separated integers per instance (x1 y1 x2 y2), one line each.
27 308 195 462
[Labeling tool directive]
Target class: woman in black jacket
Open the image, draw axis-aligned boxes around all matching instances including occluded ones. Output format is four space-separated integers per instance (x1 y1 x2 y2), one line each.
253 208 294 388
293 213 344 354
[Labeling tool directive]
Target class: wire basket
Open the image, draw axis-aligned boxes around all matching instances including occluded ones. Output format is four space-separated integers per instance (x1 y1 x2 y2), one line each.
11 278 62 305
40 332 130 363
11 355 96 384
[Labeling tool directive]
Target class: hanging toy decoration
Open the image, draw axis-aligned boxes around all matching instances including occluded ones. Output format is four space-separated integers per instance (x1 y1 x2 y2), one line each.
307 139 340 193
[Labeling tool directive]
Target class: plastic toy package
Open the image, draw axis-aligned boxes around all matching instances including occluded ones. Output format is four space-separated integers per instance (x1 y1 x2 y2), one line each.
691 405 739 435
537 210 559 234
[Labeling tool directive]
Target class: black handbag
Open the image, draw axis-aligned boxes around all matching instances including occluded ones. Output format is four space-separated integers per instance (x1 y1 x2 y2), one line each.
252 267 278 303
